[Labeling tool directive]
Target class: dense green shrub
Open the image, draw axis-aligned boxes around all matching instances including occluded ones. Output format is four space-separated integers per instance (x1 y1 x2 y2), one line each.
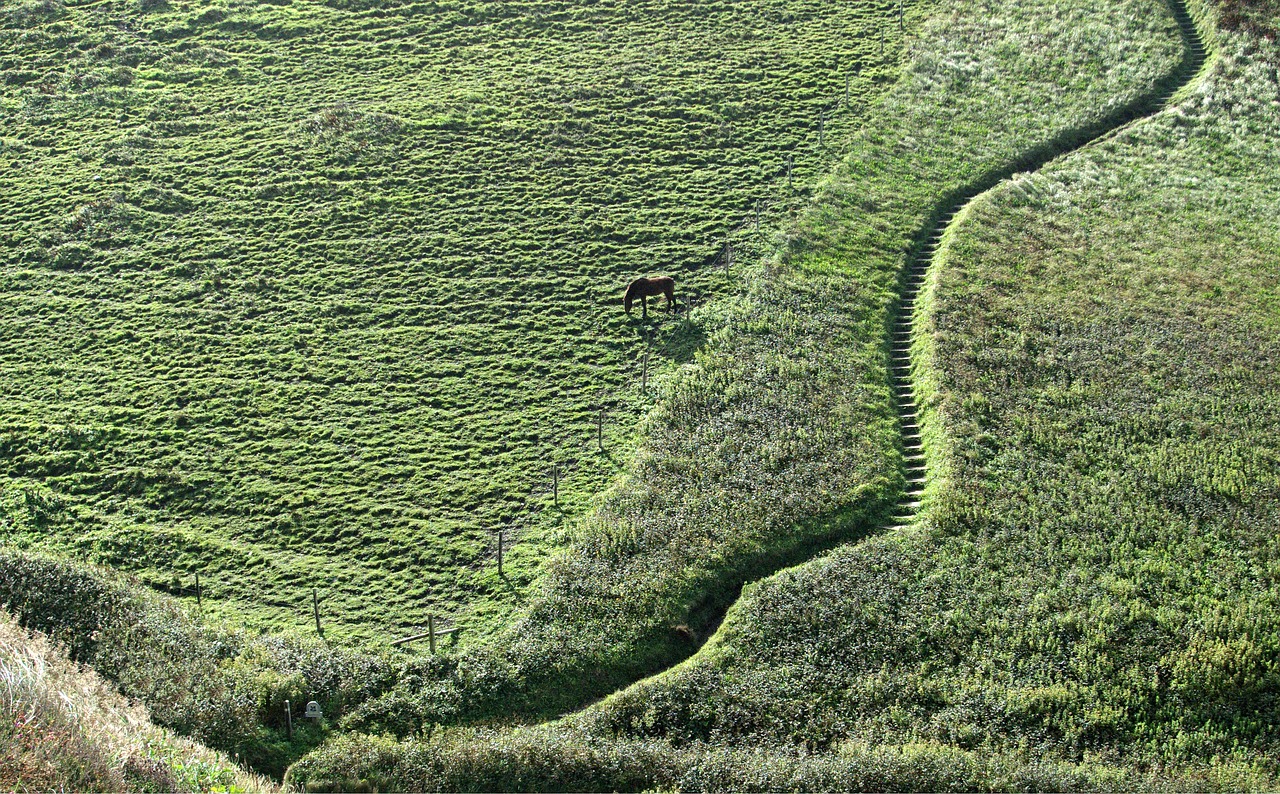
0 611 273 792
288 728 1274 792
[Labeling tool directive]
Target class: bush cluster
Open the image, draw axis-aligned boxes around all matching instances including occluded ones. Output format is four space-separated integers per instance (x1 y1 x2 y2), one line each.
287 726 1273 793
0 549 400 777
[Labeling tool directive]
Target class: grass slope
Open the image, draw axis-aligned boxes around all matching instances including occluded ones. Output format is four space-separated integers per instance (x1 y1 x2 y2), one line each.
409 0 1280 784
0 0 903 642
0 608 274 792
284 0 1190 737
909 0 1280 762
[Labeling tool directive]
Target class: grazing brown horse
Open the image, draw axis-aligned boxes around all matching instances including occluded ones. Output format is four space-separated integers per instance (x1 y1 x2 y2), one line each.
624 276 675 318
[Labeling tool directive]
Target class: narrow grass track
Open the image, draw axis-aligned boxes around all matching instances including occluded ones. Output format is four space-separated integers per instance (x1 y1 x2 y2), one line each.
885 0 1207 533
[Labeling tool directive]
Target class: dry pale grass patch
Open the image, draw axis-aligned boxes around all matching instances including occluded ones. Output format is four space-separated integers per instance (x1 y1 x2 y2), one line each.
0 610 276 793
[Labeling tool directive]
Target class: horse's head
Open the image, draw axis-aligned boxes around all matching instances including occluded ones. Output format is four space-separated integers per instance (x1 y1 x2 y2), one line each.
624 278 644 314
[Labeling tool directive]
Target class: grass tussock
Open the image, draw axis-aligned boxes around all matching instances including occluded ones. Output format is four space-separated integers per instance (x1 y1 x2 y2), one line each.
0 609 274 792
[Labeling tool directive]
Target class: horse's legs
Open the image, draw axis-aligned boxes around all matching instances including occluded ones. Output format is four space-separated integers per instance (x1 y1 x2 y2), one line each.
665 285 674 312
642 294 648 318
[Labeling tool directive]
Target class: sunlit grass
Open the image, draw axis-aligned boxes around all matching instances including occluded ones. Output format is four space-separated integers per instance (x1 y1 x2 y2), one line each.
0 0 904 642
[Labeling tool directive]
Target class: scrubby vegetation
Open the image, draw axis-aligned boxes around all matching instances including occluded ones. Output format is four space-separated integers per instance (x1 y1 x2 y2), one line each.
0 0 907 642
911 0 1280 761
287 724 1275 792
0 608 274 792
286 0 1223 782
0 549 402 776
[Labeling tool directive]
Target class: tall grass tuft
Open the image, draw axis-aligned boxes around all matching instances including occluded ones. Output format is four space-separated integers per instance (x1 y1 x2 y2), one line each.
0 610 275 792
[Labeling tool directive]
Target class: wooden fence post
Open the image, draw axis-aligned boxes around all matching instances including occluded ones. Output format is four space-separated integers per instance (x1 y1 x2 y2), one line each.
642 349 649 391
496 529 504 576
312 589 323 638
285 700 293 740
194 571 202 613
787 154 794 190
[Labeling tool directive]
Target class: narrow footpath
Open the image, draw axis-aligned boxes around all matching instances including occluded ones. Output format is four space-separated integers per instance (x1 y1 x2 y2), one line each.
881 0 1207 534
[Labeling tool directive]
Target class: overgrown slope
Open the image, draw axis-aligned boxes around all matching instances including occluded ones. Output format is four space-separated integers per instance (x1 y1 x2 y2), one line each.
0 609 274 792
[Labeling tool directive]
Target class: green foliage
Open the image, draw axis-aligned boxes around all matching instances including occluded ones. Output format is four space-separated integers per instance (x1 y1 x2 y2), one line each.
909 7 1280 761
289 0 1206 780
330 0 1188 732
0 549 404 777
287 727 1273 792
6 0 1279 787
0 610 274 792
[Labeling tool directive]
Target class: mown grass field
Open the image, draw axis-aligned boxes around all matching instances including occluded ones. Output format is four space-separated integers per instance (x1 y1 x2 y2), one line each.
0 0 906 641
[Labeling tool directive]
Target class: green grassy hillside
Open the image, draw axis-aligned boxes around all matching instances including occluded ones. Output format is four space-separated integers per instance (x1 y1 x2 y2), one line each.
274 0 1191 738
409 0 1278 784
7 0 1280 788
1 0 907 641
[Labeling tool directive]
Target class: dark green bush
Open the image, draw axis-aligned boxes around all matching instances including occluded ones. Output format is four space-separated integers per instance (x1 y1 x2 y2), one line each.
289 728 1274 793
